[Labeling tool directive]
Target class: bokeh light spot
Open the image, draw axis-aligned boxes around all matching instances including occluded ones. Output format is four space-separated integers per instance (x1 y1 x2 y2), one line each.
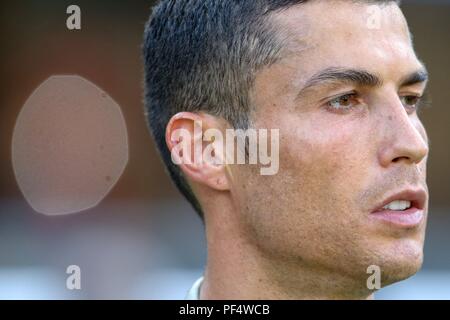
12 75 129 215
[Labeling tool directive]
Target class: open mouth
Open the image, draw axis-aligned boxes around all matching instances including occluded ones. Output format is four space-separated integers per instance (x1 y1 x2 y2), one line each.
381 200 412 211
370 189 427 228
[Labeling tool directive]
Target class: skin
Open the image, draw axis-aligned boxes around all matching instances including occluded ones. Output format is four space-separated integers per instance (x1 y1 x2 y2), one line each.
166 0 429 299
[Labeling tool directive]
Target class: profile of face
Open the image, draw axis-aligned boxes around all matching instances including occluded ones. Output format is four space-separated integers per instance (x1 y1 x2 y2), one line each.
166 0 430 298
229 1 429 292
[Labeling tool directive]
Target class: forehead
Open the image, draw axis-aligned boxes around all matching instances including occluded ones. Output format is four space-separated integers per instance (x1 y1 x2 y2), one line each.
270 1 420 82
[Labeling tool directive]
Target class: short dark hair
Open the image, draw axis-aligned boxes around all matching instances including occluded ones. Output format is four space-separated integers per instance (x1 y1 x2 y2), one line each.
142 0 398 219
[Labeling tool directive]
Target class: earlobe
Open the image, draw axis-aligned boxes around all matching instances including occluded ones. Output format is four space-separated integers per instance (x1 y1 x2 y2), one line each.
204 166 230 191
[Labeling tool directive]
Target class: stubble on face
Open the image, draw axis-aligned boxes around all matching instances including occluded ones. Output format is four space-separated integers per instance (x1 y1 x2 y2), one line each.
229 0 429 293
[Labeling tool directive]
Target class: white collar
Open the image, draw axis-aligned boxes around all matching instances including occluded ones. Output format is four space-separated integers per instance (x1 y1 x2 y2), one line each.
185 276 204 300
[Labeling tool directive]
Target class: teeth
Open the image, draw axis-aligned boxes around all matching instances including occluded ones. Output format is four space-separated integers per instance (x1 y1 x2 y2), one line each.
383 200 411 211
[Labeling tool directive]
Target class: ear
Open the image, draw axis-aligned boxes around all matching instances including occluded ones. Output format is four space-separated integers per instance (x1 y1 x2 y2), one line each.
165 112 230 191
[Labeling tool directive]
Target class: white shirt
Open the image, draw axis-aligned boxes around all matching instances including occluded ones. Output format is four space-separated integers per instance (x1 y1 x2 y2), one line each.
185 276 204 300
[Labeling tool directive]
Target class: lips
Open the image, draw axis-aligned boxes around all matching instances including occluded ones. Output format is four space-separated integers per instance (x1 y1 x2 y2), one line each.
370 189 427 228
372 189 426 213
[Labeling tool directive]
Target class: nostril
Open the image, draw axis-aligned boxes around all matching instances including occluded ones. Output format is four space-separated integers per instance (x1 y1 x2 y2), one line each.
392 156 410 163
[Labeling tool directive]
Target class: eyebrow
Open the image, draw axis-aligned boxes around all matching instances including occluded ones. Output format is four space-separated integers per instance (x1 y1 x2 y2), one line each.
400 69 429 87
296 67 429 99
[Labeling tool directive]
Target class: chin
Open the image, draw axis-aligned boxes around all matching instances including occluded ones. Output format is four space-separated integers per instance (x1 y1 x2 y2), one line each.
378 239 424 287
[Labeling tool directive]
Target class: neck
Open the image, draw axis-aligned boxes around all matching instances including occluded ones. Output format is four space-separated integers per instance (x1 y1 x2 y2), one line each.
200 202 374 300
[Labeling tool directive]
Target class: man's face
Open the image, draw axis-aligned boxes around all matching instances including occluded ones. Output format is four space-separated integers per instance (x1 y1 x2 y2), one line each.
230 1 429 288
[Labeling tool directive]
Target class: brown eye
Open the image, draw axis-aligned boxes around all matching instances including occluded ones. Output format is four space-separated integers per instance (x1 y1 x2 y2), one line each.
327 93 359 111
400 95 422 110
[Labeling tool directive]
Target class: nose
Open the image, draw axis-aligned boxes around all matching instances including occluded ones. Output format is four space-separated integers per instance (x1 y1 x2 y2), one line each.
378 99 429 168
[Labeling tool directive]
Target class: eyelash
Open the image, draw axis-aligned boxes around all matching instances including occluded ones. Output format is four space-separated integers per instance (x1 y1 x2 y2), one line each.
325 92 360 113
400 95 424 112
325 93 425 113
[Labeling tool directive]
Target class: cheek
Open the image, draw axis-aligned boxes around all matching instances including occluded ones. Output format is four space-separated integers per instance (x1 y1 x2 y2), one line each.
239 114 382 265
412 114 428 141
275 113 378 230
282 117 366 185
412 117 429 177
